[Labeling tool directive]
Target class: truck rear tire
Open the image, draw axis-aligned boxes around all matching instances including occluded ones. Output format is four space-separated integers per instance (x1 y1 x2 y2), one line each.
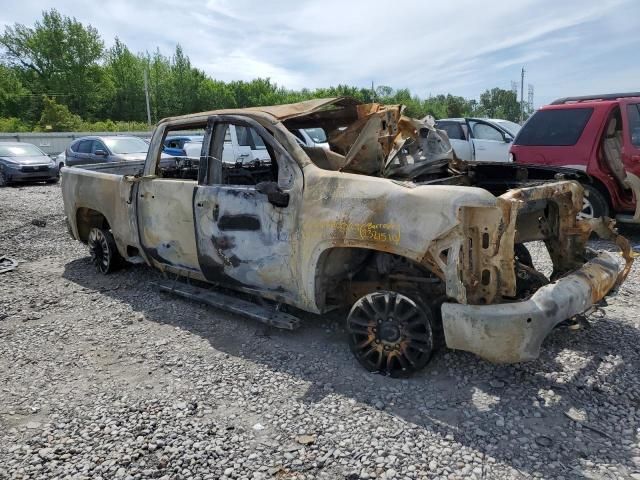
88 227 123 274
346 290 435 377
579 184 610 220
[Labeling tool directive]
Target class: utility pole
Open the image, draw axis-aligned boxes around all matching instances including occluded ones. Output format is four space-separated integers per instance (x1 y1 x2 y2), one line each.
520 67 525 123
143 69 152 127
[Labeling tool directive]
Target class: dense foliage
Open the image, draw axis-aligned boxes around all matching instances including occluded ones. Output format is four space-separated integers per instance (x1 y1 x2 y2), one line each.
0 10 528 132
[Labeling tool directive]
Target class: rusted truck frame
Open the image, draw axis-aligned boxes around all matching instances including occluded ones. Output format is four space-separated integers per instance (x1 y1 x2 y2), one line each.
61 97 633 376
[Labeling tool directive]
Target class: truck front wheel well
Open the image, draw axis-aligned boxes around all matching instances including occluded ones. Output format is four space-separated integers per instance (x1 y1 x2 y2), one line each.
314 247 444 311
75 208 110 243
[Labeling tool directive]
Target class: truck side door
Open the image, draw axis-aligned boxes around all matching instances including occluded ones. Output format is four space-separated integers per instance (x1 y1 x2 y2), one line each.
193 115 301 300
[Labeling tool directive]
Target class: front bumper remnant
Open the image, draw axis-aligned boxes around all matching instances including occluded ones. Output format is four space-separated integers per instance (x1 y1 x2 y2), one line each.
441 251 622 363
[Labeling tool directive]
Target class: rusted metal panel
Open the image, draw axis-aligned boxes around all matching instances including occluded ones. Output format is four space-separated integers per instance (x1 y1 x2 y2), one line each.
136 179 200 271
61 167 140 260
60 97 634 366
441 251 621 363
193 183 303 304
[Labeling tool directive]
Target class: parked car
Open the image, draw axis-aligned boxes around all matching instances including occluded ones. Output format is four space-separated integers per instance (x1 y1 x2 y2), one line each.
55 151 66 171
489 119 522 137
0 142 59 186
164 126 273 165
66 135 151 167
163 135 203 157
511 92 640 221
292 128 330 150
60 97 631 377
435 118 519 162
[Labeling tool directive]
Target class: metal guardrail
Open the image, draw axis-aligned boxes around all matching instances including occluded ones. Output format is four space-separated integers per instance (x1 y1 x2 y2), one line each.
0 131 202 155
0 131 152 155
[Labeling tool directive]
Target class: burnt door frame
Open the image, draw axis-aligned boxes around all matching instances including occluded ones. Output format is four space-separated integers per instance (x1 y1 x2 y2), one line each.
193 115 301 299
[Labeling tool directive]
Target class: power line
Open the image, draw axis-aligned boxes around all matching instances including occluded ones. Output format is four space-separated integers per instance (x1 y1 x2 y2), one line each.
520 67 525 123
143 69 152 126
14 93 73 97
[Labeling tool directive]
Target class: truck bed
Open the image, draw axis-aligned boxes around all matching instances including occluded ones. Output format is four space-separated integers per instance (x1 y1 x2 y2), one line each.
65 160 146 177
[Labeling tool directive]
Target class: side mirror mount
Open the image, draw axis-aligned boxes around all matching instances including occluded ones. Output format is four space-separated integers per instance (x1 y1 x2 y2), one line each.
94 149 107 156
504 134 513 143
256 181 289 208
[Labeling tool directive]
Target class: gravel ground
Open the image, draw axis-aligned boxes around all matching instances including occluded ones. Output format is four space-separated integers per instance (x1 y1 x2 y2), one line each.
1 183 640 480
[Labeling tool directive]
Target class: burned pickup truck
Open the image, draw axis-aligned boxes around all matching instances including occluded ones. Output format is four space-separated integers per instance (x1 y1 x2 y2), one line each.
61 97 633 376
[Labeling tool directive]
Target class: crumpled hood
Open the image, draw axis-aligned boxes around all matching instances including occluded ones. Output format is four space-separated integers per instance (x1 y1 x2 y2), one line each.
1 155 52 165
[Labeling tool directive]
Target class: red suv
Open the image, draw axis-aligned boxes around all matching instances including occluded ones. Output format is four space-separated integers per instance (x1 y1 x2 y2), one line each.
510 93 640 222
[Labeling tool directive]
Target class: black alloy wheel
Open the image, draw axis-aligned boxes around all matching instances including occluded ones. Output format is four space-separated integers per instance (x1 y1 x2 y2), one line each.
88 227 121 274
346 291 435 377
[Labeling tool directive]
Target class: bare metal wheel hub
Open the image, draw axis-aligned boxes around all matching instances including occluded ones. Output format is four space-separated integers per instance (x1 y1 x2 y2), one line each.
88 228 111 274
379 322 401 343
577 196 595 220
346 291 434 377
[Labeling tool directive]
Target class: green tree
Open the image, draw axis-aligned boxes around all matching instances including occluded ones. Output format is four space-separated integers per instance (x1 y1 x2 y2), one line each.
477 87 520 122
197 78 237 110
0 117 30 132
0 9 533 131
103 38 145 121
146 48 173 120
38 96 81 131
0 9 105 116
0 65 29 117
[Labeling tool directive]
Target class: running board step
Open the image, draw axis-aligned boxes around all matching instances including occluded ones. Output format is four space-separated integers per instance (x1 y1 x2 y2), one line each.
152 281 301 330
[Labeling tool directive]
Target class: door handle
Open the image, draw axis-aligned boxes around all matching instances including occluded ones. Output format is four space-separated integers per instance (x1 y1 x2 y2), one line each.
212 204 219 221
239 153 250 158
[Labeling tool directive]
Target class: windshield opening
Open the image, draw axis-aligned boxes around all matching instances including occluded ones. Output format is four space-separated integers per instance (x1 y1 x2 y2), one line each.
236 126 267 150
515 108 593 146
495 120 522 136
628 104 640 147
103 137 149 154
0 144 46 157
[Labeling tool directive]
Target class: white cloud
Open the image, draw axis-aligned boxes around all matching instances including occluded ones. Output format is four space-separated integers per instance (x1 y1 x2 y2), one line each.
1 0 638 106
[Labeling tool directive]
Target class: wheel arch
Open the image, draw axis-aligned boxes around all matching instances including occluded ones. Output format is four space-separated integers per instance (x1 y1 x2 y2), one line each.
584 176 613 210
312 246 442 312
75 207 111 243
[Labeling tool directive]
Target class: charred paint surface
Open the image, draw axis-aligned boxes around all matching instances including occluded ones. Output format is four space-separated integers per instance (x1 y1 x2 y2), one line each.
218 214 261 231
61 97 634 365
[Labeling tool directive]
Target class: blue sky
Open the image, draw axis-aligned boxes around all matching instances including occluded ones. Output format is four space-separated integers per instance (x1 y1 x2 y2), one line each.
2 0 638 107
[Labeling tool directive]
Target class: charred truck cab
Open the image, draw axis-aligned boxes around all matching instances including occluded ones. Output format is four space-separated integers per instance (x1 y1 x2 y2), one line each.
61 97 633 377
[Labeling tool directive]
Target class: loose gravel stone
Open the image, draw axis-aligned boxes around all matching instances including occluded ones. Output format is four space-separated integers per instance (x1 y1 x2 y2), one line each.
1 183 640 479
